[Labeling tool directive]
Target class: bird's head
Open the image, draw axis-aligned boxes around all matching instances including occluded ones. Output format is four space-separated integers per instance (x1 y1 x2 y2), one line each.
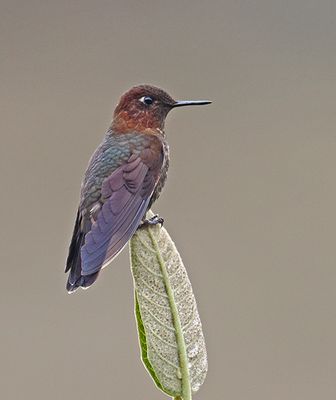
111 84 211 134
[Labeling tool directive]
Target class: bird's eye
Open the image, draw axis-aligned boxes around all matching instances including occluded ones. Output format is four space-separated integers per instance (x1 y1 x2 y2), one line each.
139 96 153 105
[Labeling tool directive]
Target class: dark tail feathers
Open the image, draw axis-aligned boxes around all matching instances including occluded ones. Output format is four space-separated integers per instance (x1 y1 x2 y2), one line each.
65 209 99 293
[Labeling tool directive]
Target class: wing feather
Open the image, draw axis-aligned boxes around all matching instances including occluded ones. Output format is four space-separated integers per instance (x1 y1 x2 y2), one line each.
80 149 162 276
65 135 164 292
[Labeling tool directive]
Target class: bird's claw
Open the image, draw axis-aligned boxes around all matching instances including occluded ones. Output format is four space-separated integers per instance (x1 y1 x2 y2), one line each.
138 214 164 229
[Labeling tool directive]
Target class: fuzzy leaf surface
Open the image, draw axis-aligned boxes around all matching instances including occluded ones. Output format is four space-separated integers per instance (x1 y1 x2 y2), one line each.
130 212 207 399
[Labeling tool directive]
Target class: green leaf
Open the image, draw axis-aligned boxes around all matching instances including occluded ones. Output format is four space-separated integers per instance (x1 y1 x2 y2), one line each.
134 291 166 394
130 212 207 400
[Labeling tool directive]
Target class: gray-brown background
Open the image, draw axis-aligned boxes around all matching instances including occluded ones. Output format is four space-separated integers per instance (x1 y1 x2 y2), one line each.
1 1 336 399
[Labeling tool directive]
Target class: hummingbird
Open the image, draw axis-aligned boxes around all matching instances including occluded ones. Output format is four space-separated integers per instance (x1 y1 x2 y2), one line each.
65 84 211 293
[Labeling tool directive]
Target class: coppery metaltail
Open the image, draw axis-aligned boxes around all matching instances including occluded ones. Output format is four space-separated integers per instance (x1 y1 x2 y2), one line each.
65 85 211 293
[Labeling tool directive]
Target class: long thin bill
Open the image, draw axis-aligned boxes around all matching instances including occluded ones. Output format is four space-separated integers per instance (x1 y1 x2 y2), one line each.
173 100 212 107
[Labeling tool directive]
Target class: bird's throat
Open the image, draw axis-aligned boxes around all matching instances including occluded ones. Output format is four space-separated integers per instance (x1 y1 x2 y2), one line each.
111 110 164 135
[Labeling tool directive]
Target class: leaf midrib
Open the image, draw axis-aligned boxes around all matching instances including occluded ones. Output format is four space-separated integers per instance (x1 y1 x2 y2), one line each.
148 228 192 400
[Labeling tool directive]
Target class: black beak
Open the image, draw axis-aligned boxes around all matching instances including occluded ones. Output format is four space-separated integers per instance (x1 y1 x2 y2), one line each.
172 100 212 108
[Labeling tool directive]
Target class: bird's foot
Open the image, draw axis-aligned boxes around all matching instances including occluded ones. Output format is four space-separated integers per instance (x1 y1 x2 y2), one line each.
138 214 164 229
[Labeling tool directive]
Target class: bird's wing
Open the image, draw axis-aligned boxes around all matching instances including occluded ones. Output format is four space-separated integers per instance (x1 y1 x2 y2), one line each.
80 143 163 277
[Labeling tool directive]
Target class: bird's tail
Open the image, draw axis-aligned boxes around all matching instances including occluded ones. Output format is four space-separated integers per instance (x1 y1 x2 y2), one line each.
66 269 100 293
65 210 99 293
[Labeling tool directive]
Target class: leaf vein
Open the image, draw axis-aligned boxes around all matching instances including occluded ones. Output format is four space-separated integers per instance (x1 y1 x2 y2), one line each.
147 325 178 349
136 253 163 277
137 276 168 298
148 337 179 369
136 235 156 253
142 303 175 332
181 305 197 332
140 293 170 309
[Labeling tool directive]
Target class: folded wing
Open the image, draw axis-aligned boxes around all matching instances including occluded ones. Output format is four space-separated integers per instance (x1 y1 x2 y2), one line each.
81 152 161 275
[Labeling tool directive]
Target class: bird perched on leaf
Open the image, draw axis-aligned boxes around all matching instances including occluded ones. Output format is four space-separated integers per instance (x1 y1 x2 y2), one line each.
65 85 211 293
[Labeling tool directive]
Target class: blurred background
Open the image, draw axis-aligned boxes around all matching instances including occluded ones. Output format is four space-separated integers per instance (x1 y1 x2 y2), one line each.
1 1 336 399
